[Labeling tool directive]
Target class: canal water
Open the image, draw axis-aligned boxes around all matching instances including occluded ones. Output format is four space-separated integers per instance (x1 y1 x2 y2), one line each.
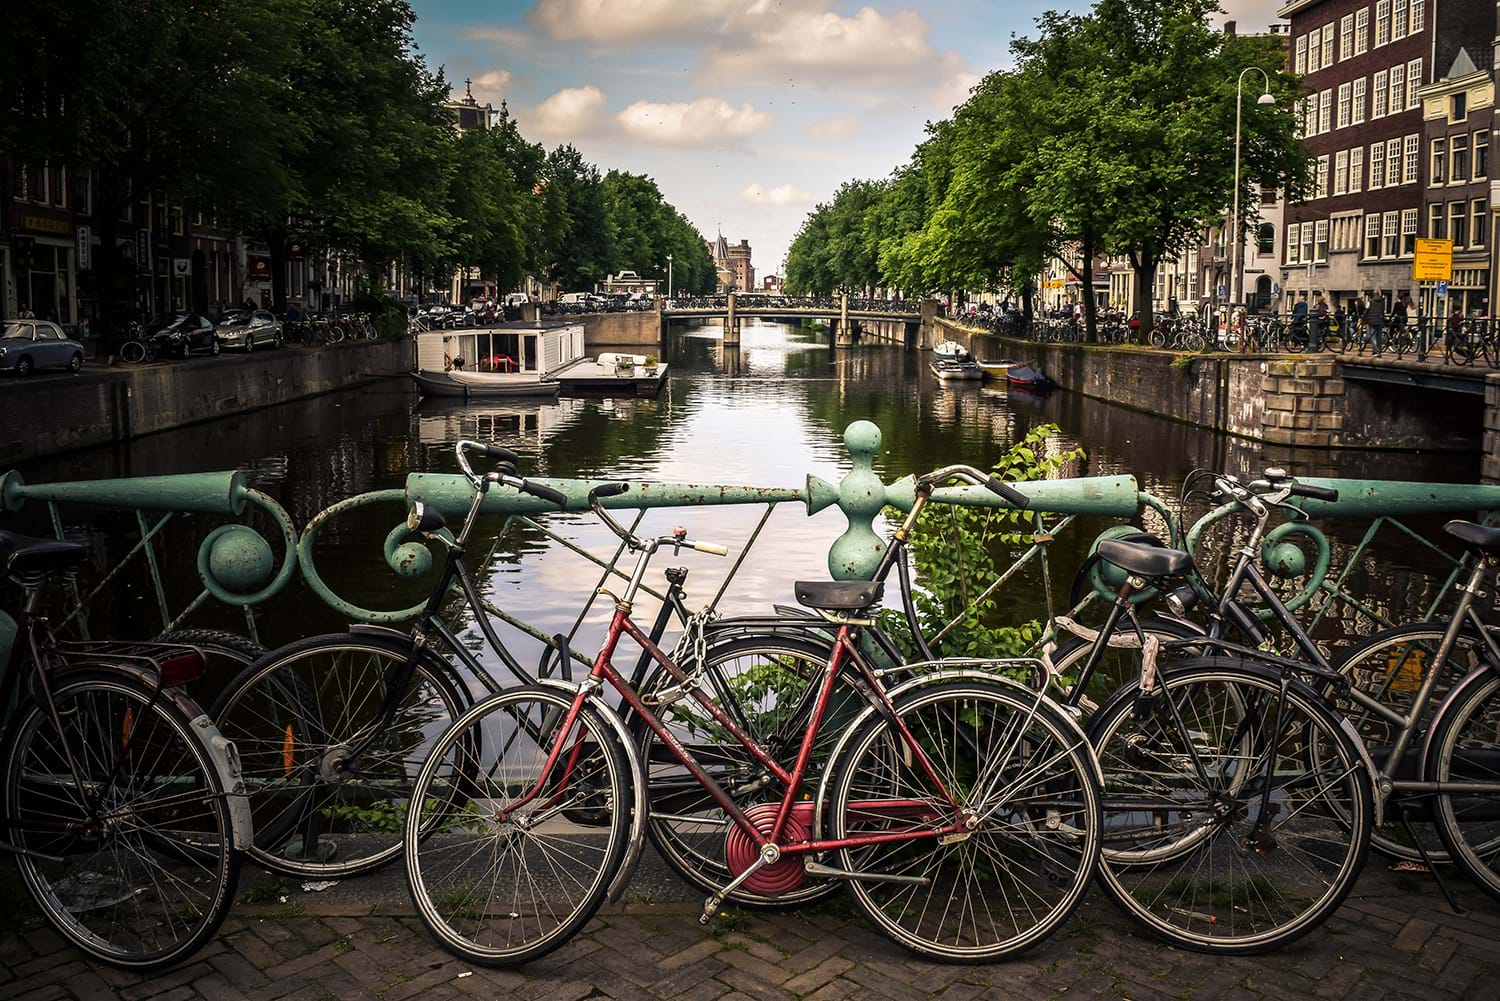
12 319 1482 682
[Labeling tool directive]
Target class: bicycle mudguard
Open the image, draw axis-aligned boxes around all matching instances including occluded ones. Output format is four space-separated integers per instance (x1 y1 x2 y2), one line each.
809 669 1100 842
530 679 648 905
53 661 254 850
1418 661 1500 802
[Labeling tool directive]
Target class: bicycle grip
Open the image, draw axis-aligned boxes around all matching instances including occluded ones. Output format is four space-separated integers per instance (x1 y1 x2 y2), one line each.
484 444 519 464
986 476 1030 508
1290 483 1339 502
588 482 630 502
693 542 729 556
519 479 568 508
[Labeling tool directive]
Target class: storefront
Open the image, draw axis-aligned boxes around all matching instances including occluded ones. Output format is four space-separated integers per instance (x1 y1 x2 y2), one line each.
11 217 78 324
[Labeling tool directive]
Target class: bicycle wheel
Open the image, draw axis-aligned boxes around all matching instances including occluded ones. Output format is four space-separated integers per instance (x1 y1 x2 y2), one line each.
119 340 147 364
1334 622 1489 862
1043 619 1203 711
828 679 1101 962
5 670 240 970
635 635 850 908
1089 659 1371 954
211 634 469 877
406 685 631 966
1428 668 1500 904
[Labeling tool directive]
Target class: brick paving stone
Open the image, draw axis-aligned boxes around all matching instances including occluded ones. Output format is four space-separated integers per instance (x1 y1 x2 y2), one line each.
783 957 856 995
1394 919 1439 953
718 948 795 985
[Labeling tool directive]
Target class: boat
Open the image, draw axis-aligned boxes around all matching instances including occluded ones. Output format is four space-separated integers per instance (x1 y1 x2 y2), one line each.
929 340 983 381
1005 363 1053 388
412 320 583 399
977 357 1022 380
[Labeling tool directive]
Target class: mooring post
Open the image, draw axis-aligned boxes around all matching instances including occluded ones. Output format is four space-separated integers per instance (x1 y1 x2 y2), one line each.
724 292 739 345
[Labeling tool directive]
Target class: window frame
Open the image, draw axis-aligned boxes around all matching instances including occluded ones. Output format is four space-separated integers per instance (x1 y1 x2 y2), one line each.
1373 70 1388 118
1352 77 1367 124
1337 82 1352 129
1365 213 1383 258
1334 149 1350 195
1315 219 1330 262
1405 59 1422 109
1349 146 1364 192
1452 134 1470 182
1449 201 1467 249
1355 7 1370 55
1401 208 1418 255
1404 134 1419 185
1383 211 1401 258
1375 0 1391 47
1318 89 1332 134
1287 222 1302 264
1432 137 1448 185
1370 141 1387 188
1472 198 1488 249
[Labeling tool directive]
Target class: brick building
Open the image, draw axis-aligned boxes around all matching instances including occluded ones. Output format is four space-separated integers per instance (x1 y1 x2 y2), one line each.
708 233 753 293
1278 0 1492 315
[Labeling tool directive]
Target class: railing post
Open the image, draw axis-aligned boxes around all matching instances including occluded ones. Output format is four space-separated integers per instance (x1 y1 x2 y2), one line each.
724 292 739 345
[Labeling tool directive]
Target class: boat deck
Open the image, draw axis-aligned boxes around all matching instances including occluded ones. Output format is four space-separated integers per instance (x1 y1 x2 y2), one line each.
549 359 669 397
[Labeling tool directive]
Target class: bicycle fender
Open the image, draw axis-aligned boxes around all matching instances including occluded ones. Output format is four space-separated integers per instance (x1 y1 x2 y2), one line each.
809 669 1101 841
1335 712 1385 832
348 623 416 644
1417 661 1500 800
529 679 648 905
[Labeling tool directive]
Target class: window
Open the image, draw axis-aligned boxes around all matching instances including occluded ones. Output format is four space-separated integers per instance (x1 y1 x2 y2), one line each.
1371 142 1386 188
1307 28 1320 73
47 164 65 207
1355 7 1370 54
1430 202 1445 238
1452 134 1469 181
1373 71 1388 118
1315 219 1330 261
1384 212 1401 257
1404 134 1419 184
1317 156 1330 199
1389 64 1405 112
1257 223 1275 254
1433 137 1448 184
1375 0 1391 47
1337 83 1352 128
1410 0 1423 33
1473 199 1488 248
1335 149 1350 195
1406 60 1421 109
1321 24 1334 68
1450 201 1467 248
1295 34 1307 74
1401 209 1418 254
1350 146 1364 192
1393 0 1407 39
1476 130 1489 179
1287 222 1301 264
1453 92 1467 122
1365 214 1383 257
1352 77 1367 124
1318 89 1332 133
1387 138 1403 184
1340 14 1355 59
1303 224 1316 263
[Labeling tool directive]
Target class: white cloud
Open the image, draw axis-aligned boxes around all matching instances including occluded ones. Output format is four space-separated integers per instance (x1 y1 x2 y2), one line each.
807 116 859 140
465 26 530 47
707 6 935 80
1218 0 1280 32
529 0 739 43
931 53 980 112
739 183 813 207
616 97 771 146
524 85 609 137
464 69 512 105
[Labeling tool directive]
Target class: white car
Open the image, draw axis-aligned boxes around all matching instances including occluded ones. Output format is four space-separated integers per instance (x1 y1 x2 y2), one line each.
0 319 85 375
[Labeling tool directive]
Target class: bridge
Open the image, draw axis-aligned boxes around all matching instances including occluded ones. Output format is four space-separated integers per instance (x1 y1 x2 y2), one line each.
661 293 935 346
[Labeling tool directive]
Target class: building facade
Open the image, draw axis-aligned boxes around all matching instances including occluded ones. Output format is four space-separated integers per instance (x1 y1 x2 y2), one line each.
707 233 753 292
1277 0 1492 315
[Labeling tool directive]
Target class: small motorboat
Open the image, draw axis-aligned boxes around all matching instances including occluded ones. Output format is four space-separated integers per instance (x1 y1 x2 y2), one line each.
1005 363 1053 388
930 340 983 381
978 357 1022 381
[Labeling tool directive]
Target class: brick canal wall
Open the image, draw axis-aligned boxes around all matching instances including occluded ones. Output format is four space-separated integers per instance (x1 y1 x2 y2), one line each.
0 338 411 465
937 318 1482 454
582 310 662 349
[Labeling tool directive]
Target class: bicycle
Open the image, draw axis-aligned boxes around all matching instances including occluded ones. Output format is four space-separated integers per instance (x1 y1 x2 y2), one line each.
117 321 154 364
0 530 249 969
401 466 1103 965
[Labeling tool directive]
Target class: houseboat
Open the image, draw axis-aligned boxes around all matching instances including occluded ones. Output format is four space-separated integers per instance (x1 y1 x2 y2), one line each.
929 340 983 381
412 320 584 398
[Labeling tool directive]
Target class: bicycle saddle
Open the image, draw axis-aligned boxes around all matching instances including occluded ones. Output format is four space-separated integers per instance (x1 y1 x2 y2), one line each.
0 530 87 576
794 580 884 611
1096 539 1192 578
1444 520 1500 555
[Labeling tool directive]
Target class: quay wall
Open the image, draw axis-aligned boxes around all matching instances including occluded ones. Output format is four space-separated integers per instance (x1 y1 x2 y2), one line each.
1 338 411 466
936 318 1482 454
581 310 662 349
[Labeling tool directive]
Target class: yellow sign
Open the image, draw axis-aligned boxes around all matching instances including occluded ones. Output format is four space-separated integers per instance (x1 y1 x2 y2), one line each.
21 215 70 235
1413 238 1454 282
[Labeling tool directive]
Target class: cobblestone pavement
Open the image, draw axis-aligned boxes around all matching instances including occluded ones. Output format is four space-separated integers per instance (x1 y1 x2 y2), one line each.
4 866 1499 1001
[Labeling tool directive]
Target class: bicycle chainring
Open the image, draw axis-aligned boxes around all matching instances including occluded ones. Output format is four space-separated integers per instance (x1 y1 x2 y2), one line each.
724 803 808 895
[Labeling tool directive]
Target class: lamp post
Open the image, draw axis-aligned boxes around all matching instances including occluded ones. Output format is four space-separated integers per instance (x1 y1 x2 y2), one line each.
1230 67 1276 322
666 254 673 299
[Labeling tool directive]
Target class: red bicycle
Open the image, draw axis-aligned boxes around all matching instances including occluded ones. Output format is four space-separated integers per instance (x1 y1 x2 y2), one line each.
401 468 1103 965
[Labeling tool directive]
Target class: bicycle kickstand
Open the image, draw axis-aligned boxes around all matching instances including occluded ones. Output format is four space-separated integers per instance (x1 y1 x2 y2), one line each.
1397 803 1468 916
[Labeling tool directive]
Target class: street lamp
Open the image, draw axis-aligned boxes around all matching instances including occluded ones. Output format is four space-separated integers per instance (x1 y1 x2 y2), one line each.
1230 67 1276 321
666 254 673 299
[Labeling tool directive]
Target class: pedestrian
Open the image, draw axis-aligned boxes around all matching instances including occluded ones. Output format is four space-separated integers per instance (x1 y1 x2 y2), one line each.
19 306 35 319
1363 288 1386 355
1391 292 1409 349
1447 304 1465 354
1311 293 1328 351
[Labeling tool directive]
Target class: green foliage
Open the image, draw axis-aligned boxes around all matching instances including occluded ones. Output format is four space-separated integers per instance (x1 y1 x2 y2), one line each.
882 424 1084 660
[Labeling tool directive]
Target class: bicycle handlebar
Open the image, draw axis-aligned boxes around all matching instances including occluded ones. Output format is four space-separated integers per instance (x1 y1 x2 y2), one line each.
919 464 1030 508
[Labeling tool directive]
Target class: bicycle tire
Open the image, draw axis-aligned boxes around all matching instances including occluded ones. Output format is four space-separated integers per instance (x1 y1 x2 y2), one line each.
634 635 852 908
210 633 470 878
829 678 1102 962
5 669 240 970
405 685 632 967
119 341 148 364
1428 668 1500 904
1088 658 1372 954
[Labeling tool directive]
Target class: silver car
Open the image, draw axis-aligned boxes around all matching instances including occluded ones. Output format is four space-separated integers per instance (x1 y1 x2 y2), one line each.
0 319 85 376
215 309 283 352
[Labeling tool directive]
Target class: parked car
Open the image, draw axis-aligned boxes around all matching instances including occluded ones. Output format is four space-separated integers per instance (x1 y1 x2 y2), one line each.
215 309 282 351
0 319 85 376
148 314 220 358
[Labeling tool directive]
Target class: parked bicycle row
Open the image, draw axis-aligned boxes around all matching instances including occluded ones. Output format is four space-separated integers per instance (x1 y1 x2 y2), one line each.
665 294 920 314
7 446 1500 974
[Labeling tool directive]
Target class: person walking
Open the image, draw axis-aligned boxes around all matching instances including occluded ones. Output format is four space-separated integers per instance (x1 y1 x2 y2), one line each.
1363 288 1387 355
1391 292 1409 353
1311 292 1328 351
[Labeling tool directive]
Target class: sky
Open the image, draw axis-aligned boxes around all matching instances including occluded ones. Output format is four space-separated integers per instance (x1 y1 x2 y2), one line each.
410 1 1281 280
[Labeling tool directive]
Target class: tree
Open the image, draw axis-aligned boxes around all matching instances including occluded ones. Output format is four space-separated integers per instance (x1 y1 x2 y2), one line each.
537 145 612 291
